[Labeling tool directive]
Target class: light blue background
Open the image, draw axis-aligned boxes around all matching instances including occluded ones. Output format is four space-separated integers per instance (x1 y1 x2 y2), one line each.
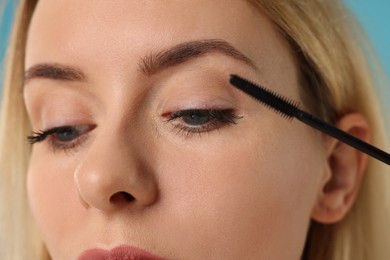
0 0 17 78
345 0 390 79
1 1 389 105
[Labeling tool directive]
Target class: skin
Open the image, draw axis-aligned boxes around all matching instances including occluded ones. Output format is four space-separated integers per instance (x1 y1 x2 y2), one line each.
24 0 369 259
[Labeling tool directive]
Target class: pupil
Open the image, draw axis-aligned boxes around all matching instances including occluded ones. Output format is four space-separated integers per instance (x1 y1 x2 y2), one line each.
55 128 78 142
183 111 210 125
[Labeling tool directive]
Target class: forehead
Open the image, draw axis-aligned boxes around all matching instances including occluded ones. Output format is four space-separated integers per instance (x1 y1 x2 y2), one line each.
28 0 263 37
25 0 298 97
27 1 286 63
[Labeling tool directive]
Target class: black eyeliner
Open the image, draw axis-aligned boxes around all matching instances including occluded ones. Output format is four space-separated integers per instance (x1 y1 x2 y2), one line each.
229 74 390 166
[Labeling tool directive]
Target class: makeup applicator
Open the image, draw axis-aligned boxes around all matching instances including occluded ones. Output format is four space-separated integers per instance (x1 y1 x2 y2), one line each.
229 74 390 166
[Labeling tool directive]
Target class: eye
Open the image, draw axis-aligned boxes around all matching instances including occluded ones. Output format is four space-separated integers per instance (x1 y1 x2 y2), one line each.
180 110 217 125
165 109 242 137
27 125 94 153
52 126 84 142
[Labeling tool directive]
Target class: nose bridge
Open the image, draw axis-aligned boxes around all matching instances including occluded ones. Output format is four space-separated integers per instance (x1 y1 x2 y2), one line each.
74 124 158 212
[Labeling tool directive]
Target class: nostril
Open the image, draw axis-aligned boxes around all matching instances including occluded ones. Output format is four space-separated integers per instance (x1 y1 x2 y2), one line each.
122 192 135 202
110 191 135 204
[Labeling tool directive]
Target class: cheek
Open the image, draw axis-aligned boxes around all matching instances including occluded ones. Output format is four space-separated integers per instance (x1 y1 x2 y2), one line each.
157 127 322 258
27 150 83 257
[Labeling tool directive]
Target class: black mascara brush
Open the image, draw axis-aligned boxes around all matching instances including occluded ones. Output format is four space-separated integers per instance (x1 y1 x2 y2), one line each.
229 74 390 166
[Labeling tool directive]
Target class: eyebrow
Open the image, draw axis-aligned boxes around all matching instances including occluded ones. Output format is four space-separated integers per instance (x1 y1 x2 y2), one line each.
24 63 87 84
24 39 255 84
139 39 255 75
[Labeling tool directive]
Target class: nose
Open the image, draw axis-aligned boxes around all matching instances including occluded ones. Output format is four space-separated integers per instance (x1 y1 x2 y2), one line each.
74 131 159 213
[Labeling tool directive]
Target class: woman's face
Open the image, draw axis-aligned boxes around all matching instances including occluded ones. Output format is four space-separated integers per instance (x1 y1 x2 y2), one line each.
24 1 328 259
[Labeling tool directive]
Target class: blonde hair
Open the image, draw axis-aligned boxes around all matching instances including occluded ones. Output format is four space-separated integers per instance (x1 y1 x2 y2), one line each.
0 0 389 259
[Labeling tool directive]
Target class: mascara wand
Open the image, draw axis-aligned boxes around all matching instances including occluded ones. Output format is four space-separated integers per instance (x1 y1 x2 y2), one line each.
230 74 390 166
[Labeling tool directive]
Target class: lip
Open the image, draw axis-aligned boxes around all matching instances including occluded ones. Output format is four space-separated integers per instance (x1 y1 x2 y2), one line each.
78 245 163 260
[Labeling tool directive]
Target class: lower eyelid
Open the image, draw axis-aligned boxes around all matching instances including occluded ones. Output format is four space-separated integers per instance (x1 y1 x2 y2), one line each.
48 132 89 153
167 111 240 137
45 125 95 153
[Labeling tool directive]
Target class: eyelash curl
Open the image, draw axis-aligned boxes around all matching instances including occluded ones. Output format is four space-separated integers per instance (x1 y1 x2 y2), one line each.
26 109 242 153
27 125 93 153
164 109 243 137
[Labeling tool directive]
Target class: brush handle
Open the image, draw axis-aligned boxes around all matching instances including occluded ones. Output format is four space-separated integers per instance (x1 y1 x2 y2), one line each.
295 110 390 165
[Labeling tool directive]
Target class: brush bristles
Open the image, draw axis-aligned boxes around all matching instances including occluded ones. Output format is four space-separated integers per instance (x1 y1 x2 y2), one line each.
230 75 300 120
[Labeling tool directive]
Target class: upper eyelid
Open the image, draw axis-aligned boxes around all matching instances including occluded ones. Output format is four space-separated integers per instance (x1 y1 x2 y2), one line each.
27 125 94 144
166 109 242 124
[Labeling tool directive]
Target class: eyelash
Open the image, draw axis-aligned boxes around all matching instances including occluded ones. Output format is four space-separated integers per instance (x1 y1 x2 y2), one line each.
164 109 243 137
27 109 243 152
27 125 93 153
